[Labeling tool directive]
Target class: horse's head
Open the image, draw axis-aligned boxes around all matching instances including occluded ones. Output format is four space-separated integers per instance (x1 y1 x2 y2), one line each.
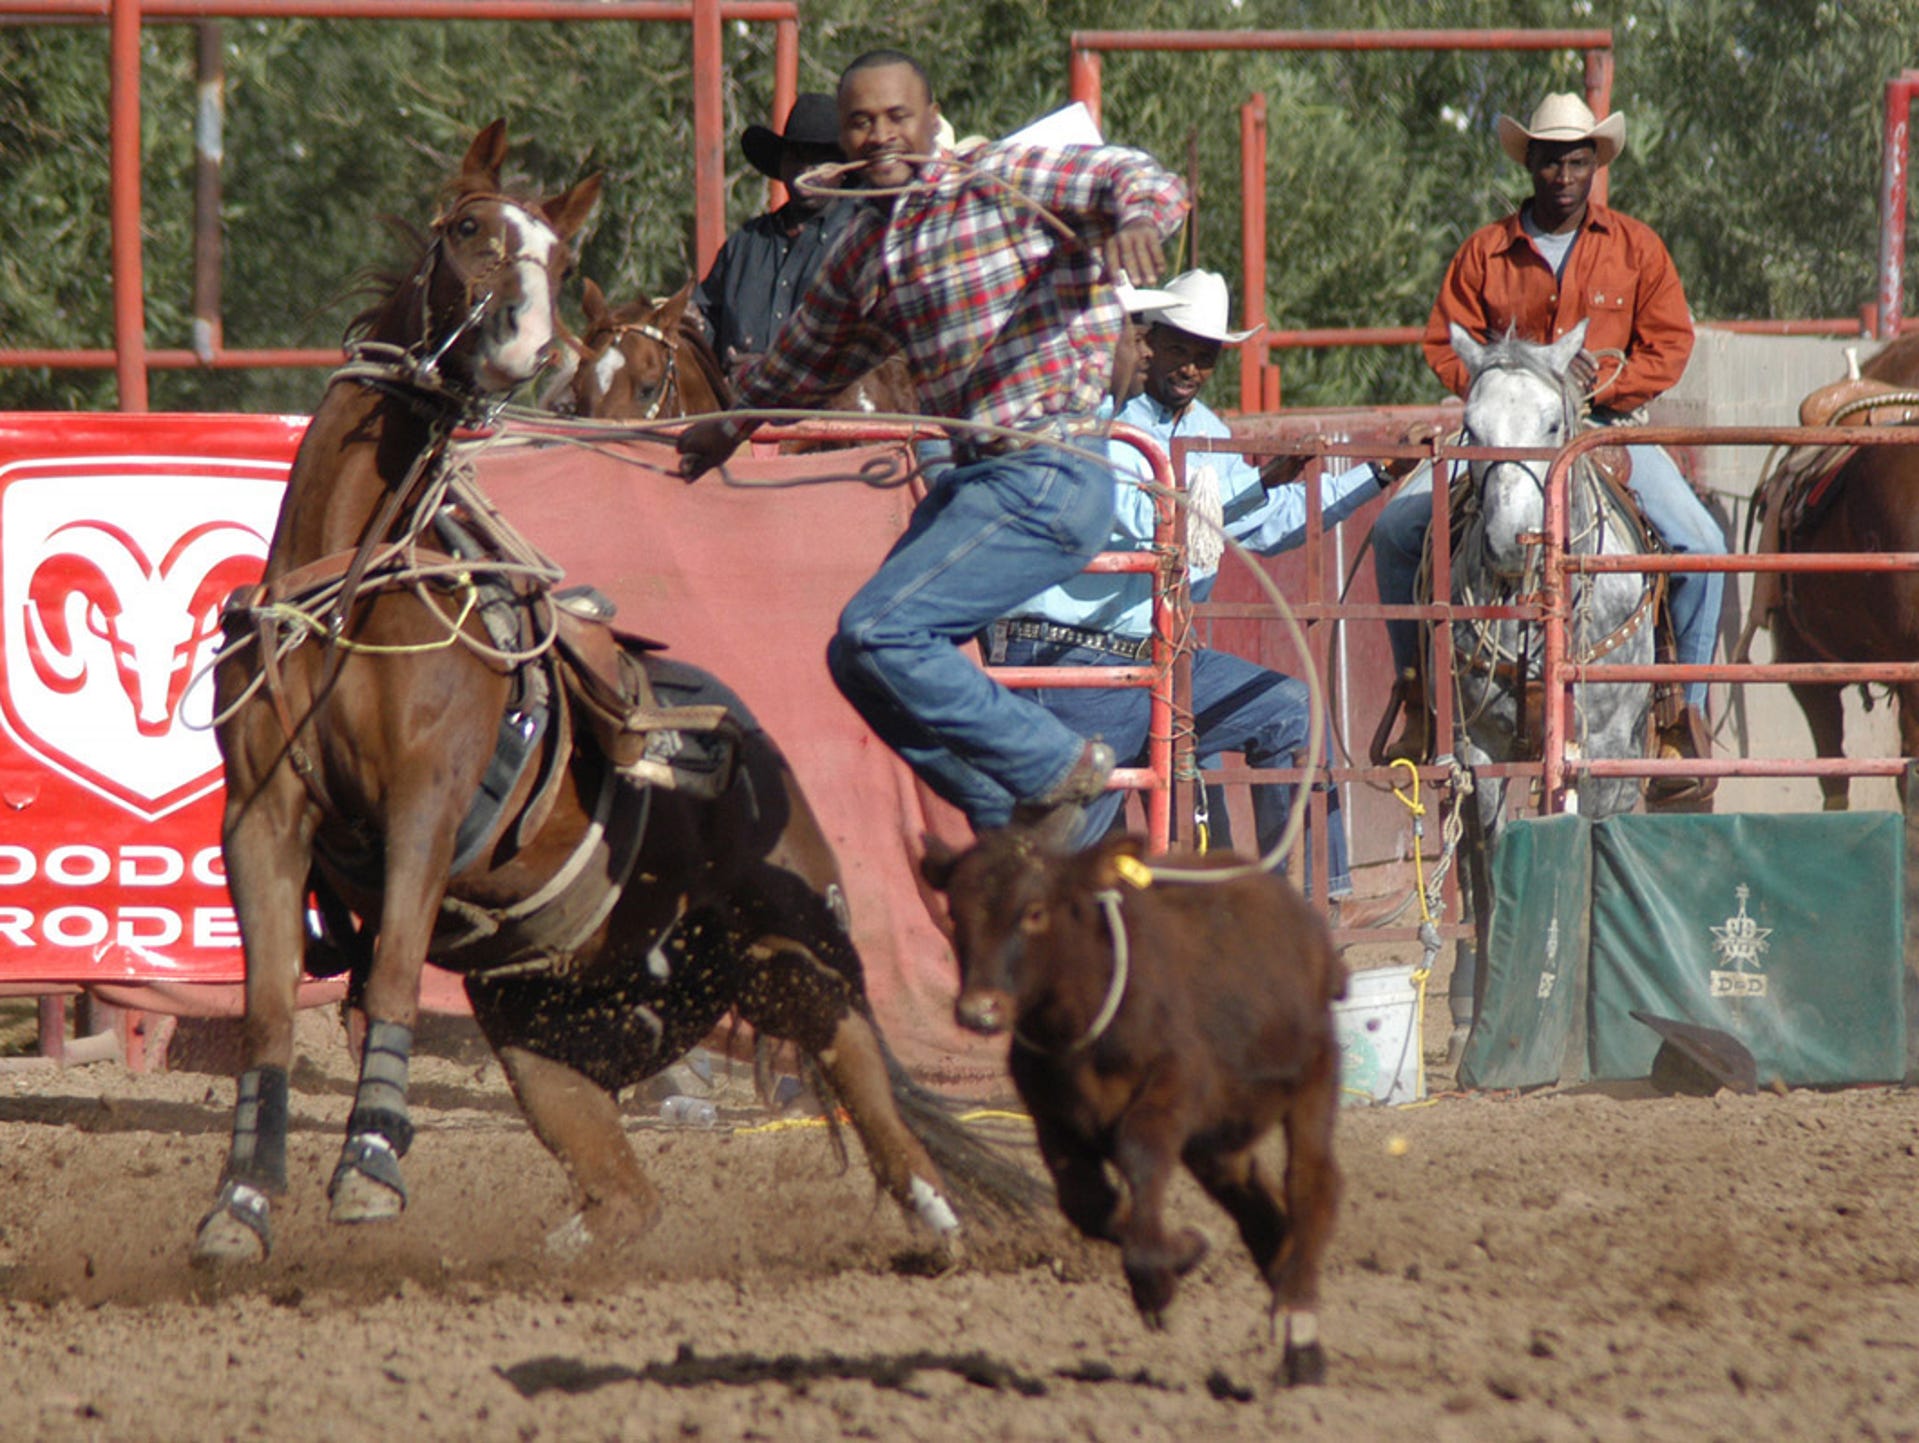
558 278 726 420
1453 318 1588 573
375 119 602 400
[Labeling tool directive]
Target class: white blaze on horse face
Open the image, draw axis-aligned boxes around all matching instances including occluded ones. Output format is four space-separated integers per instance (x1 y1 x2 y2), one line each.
589 345 627 405
484 208 563 384
1466 367 1558 571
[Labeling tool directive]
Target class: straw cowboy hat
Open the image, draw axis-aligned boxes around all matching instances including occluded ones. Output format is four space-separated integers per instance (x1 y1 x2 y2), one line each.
1495 93 1626 167
1137 269 1256 344
741 92 842 178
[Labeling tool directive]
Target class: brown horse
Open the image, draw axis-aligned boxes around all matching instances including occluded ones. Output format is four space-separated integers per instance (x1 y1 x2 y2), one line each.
191 120 1032 1268
1756 332 1919 808
547 278 730 420
554 276 918 437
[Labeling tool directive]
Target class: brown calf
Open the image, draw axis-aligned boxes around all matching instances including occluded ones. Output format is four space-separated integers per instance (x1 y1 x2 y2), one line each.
921 828 1346 1387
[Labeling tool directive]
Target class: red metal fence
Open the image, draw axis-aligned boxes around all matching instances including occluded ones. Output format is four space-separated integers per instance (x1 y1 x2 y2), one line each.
1068 31 1916 410
0 0 799 407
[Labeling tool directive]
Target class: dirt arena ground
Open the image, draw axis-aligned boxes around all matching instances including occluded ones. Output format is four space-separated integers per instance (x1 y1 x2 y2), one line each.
2 968 1916 1443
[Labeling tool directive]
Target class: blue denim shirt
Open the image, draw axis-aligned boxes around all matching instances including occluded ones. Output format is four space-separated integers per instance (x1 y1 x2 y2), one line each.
1008 393 1381 638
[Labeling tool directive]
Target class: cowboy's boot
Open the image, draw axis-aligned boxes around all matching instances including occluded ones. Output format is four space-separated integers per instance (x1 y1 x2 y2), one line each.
1646 701 1716 812
1375 671 1432 765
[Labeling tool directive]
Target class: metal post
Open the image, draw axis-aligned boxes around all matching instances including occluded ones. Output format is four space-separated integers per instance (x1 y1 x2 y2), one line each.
689 0 725 276
1068 45 1101 132
1584 45 1613 210
766 16 799 211
109 0 149 410
1239 93 1267 415
1877 73 1914 339
37 996 66 1063
192 19 224 362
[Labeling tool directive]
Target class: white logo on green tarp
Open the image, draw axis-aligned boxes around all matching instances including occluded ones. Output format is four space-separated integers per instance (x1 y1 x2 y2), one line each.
1536 917 1560 999
1709 884 1772 998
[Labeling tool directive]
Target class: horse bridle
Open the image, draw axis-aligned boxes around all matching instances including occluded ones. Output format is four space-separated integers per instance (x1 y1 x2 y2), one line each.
1450 356 1659 716
588 315 685 421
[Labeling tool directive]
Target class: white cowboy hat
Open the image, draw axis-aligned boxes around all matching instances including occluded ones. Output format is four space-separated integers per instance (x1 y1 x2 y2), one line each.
1136 269 1255 344
1115 281 1177 313
1495 93 1626 167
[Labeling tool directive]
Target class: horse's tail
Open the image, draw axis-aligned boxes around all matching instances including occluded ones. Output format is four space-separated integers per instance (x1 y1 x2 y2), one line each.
872 1034 1049 1225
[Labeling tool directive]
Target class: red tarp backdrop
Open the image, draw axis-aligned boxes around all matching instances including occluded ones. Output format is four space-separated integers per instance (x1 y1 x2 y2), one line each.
0 416 996 1081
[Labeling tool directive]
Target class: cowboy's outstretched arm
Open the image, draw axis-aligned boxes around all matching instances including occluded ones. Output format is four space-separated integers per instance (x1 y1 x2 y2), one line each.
1102 219 1167 288
677 415 762 482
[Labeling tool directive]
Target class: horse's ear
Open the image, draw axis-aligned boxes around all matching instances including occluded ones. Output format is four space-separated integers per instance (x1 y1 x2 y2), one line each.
658 277 696 325
1545 318 1591 378
542 172 603 242
581 276 608 326
459 119 510 192
1448 321 1489 379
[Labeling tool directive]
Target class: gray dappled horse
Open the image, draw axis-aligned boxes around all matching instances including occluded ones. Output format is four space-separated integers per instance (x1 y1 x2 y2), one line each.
1445 320 1655 1025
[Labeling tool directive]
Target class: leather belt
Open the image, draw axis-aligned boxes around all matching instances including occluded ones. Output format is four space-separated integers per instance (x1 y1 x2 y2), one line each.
991 617 1152 662
952 414 1096 465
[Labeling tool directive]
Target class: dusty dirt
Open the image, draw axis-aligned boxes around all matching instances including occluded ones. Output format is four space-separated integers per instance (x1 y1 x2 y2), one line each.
2 964 1918 1443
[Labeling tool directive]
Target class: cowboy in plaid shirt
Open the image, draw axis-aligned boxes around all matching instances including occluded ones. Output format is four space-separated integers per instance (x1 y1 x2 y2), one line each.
680 49 1187 838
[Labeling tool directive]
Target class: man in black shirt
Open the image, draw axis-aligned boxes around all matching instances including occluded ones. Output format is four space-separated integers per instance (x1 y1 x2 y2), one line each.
694 92 851 384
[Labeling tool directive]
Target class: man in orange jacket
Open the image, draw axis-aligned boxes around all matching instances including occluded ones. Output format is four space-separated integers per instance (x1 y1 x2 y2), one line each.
1374 93 1724 804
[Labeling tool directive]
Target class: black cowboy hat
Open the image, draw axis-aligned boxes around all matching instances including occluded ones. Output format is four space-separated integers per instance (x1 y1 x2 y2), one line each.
1630 1011 1759 1096
741 92 843 178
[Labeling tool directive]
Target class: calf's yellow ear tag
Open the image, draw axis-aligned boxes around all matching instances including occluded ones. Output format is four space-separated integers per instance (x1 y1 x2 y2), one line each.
1112 854 1155 890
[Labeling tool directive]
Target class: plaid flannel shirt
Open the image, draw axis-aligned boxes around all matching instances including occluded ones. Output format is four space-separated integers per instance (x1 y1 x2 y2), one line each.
735 143 1188 432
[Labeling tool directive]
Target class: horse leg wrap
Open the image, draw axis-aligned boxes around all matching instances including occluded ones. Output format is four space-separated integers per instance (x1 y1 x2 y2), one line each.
223 1066 290 1192
329 1020 413 1208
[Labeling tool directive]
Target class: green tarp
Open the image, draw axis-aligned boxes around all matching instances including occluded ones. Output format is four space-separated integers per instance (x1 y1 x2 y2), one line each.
1461 812 1909 1090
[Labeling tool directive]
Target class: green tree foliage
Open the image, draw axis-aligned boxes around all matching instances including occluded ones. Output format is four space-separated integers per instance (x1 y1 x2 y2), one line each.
1 0 1914 412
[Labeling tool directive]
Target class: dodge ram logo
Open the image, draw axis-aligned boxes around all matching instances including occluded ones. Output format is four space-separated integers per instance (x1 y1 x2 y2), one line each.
1 461 286 819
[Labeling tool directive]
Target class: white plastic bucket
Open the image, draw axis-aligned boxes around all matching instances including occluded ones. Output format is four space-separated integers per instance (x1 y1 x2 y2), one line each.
1334 964 1423 1106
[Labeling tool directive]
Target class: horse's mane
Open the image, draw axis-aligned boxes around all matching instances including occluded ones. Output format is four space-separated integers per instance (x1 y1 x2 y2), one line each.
1470 331 1577 396
342 217 435 343
343 181 553 345
674 310 733 407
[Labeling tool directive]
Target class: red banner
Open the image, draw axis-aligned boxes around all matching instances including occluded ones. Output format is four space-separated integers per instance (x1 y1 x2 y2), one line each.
0 413 305 984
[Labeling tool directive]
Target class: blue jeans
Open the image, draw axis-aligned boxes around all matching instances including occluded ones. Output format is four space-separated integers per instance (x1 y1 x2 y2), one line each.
827 442 1116 819
1373 441 1724 708
984 636 1352 897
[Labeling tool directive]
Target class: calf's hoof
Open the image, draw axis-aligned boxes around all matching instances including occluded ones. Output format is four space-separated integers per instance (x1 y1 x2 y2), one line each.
1282 1339 1327 1388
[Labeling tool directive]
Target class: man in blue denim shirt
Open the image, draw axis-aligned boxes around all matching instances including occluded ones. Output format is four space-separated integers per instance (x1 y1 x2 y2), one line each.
986 270 1414 891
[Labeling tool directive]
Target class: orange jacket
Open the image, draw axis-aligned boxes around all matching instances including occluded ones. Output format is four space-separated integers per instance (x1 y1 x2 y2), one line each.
1423 201 1694 415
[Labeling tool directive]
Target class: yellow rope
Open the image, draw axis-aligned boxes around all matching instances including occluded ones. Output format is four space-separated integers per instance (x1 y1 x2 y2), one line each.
727 1104 1033 1136
1388 757 1436 1098
256 576 481 655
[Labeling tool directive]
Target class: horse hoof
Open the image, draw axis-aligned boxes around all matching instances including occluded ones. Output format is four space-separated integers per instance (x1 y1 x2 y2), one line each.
191 1211 268 1267
190 1180 272 1267
328 1169 405 1225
